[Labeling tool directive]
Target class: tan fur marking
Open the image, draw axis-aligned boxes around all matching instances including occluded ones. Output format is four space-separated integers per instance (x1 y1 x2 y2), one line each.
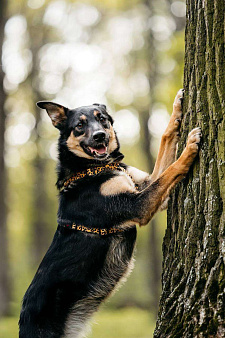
108 125 118 154
100 173 136 196
151 89 184 181
67 131 93 160
80 115 87 121
118 220 139 230
151 136 178 181
93 110 99 117
137 129 200 226
126 166 150 185
164 88 183 136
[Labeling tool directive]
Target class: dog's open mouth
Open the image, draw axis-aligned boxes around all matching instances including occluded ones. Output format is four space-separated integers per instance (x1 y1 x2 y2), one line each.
83 144 108 158
89 145 107 156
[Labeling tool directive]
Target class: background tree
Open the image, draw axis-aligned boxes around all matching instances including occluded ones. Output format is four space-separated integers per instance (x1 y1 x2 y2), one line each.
28 9 53 264
0 0 10 317
154 0 225 336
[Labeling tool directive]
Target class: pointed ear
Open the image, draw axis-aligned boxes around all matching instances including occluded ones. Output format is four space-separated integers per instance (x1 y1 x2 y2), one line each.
93 103 106 110
36 101 68 129
108 114 114 125
93 103 114 125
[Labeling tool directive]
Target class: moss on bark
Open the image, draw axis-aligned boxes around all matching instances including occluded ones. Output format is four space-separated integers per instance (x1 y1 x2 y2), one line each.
154 0 225 336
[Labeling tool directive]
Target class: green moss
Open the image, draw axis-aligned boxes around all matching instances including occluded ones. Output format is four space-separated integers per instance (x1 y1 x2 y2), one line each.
208 317 219 335
194 278 207 299
208 280 219 305
171 264 184 288
164 315 184 336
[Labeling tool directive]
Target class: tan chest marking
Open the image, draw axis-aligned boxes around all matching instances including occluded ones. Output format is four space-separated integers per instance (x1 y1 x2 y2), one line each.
100 172 136 196
126 166 150 185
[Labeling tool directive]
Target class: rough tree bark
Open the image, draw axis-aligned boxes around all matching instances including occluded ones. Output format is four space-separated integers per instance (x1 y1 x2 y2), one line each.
0 0 10 317
154 0 225 337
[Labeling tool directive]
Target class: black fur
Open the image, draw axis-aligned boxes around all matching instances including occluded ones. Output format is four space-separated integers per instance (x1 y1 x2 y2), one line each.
19 104 139 338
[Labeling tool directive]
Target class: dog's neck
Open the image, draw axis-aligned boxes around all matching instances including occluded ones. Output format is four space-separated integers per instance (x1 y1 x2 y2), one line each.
56 143 124 187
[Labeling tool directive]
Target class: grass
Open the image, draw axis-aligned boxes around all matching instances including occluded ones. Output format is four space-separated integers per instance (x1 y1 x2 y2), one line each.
92 308 155 338
0 308 155 338
0 317 18 337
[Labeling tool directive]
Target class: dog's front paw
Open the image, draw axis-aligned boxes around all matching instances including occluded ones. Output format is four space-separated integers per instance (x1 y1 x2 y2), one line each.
172 88 184 129
176 127 202 175
178 127 202 172
164 89 184 139
186 127 202 155
173 88 184 109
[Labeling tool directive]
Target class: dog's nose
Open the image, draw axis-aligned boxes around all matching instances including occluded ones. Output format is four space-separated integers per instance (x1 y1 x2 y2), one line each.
93 131 106 142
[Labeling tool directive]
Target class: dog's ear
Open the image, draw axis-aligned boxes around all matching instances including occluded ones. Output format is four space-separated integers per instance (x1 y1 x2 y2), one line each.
107 114 114 125
93 103 106 110
93 103 114 125
36 101 68 129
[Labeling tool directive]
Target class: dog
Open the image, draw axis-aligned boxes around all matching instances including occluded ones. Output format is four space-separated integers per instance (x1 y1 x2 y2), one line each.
19 89 201 337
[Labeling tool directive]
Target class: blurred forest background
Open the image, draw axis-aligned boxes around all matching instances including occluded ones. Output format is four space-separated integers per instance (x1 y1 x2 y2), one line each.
0 0 186 336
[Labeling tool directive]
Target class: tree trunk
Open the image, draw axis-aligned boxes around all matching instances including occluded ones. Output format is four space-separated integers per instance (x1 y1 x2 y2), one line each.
28 20 51 264
154 0 225 336
0 0 10 317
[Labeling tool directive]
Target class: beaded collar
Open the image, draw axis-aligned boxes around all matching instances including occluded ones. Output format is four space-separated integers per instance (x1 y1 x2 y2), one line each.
59 223 126 236
58 163 138 236
59 162 137 192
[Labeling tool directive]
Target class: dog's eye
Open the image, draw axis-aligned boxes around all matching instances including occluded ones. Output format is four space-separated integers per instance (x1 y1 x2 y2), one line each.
99 116 106 122
77 122 83 129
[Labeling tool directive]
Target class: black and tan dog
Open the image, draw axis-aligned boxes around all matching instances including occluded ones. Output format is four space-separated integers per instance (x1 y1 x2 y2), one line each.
19 89 201 337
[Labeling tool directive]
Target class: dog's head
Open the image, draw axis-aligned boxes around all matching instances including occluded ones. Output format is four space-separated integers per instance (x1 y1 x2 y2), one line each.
37 101 121 162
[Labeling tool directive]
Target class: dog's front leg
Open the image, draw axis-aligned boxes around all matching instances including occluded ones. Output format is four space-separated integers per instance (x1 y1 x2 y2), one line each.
151 89 184 182
102 128 201 229
135 127 201 226
124 90 184 193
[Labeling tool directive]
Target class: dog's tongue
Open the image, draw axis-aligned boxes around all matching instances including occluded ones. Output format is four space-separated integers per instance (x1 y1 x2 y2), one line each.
89 146 107 154
96 146 107 154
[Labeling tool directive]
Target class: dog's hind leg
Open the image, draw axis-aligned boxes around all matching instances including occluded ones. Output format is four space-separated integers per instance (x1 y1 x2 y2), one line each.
63 308 92 338
151 89 184 182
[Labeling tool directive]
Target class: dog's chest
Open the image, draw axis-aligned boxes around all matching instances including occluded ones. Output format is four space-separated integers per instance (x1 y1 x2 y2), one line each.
100 170 136 196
